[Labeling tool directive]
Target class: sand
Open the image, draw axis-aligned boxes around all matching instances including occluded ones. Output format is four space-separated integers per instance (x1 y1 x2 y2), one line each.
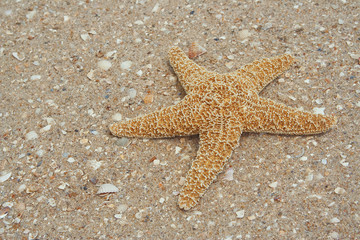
0 0 359 239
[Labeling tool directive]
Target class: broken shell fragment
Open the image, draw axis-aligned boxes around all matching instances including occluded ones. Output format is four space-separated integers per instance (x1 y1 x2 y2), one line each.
0 172 11 183
0 206 10 219
97 184 119 194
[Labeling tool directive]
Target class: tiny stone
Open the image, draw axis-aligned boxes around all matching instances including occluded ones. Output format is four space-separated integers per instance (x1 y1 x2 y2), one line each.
40 125 51 133
128 88 137 99
329 232 339 239
112 113 122 121
98 60 112 71
25 131 38 141
236 210 245 219
67 157 75 163
313 107 325 115
121 61 132 70
159 198 165 204
153 159 160 165
80 33 90 41
338 19 344 24
136 70 143 76
330 217 340 223
334 187 346 194
300 156 308 161
12 52 25 61
269 181 278 188
239 29 251 40
115 137 129 147
36 149 44 157
30 75 41 80
315 99 323 104
248 215 256 220
26 10 36 20
117 204 128 213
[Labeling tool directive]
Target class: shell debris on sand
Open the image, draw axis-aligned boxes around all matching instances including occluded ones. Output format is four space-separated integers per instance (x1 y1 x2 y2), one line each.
97 184 119 194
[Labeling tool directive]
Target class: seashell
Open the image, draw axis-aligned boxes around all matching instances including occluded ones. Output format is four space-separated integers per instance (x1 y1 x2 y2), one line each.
0 206 10 219
188 42 207 59
0 172 11 183
97 184 119 194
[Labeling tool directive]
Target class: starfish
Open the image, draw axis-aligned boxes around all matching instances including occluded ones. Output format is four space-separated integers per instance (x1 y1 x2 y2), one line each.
109 46 336 210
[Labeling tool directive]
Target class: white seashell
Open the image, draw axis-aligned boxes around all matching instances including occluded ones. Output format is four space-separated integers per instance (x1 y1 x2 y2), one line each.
97 184 119 194
0 172 11 183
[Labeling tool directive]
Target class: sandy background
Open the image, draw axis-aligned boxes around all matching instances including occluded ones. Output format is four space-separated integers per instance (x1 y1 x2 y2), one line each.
1 0 359 239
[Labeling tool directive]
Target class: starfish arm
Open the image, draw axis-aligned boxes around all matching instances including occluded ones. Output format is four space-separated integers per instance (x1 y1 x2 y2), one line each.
169 46 208 93
178 121 242 210
242 97 337 135
227 54 294 93
109 96 200 138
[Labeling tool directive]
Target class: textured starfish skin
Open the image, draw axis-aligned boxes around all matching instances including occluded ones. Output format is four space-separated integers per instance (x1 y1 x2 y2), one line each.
110 47 336 210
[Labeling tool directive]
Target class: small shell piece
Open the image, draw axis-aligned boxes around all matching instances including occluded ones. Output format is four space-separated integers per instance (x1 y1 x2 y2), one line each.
97 184 119 194
0 172 11 183
188 42 207 59
0 206 10 219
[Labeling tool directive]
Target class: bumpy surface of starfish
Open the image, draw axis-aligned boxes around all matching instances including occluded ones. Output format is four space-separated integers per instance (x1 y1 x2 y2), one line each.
110 46 336 210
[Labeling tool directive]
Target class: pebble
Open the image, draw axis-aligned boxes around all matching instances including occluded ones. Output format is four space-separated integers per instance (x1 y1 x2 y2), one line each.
334 187 346 194
136 70 143 76
48 198 56 207
121 61 132 70
300 156 308 161
313 107 325 115
188 42 207 59
238 29 251 40
40 125 51 133
97 184 119 194
329 232 339 239
0 172 11 183
236 210 245 219
152 3 160 12
128 88 137 99
223 167 234 181
153 159 160 165
115 137 130 147
0 207 10 219
117 204 128 213
26 10 36 20
98 60 112 71
112 113 123 121
18 184 26 192
67 157 75 163
143 93 154 104
30 75 41 80
12 52 25 61
87 69 95 80
159 198 165 204
88 160 102 170
36 149 44 157
330 217 340 223
25 131 38 141
269 181 278 188
80 33 90 41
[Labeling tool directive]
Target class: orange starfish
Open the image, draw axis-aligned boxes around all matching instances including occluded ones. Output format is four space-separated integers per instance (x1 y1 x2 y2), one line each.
110 46 336 210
